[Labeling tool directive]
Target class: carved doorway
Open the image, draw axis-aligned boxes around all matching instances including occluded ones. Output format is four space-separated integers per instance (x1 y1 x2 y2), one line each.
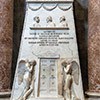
39 58 58 97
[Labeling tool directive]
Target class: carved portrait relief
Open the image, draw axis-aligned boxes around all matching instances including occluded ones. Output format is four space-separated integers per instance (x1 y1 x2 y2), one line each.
46 16 56 27
33 16 41 27
59 16 68 28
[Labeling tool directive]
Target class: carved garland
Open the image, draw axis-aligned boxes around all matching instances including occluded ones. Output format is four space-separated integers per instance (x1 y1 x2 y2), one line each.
28 3 72 11
28 3 43 11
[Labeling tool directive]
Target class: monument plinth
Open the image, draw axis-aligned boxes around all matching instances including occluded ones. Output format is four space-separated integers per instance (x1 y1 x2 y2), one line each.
11 0 84 100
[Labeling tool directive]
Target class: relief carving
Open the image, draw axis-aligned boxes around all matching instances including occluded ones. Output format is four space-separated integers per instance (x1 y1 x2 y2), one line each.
58 3 72 11
43 3 58 11
28 3 72 11
59 16 68 28
46 16 56 27
62 61 80 100
32 16 69 28
33 16 41 27
17 60 36 100
11 1 84 100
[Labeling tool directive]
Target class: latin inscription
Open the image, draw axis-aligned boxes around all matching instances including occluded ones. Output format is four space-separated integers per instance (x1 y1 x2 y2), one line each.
24 29 74 46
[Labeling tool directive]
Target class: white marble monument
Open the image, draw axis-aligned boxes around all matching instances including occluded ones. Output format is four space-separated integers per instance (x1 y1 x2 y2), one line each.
11 0 84 100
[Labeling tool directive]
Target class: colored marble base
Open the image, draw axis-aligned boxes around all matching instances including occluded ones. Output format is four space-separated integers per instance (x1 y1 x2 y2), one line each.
0 0 13 92
88 0 100 93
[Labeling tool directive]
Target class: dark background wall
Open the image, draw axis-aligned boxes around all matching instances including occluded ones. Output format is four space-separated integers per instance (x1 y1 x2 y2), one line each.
74 1 88 93
12 0 25 86
12 0 88 94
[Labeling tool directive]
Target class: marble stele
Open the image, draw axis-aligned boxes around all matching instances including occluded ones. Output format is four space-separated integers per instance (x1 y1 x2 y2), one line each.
11 0 85 100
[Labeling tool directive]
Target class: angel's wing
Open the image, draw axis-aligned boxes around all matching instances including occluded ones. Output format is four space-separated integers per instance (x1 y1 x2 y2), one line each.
17 60 26 85
71 61 79 85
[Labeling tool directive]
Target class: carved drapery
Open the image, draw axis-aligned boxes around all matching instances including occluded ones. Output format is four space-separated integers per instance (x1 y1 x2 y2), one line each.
0 0 13 92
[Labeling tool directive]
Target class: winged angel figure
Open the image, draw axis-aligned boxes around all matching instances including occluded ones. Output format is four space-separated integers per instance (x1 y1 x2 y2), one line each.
17 60 36 100
62 61 80 100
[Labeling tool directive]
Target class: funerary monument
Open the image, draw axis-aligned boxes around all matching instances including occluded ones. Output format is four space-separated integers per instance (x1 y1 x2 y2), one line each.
11 0 84 100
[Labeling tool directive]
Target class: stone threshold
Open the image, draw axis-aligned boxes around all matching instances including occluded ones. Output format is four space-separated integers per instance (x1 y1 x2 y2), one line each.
27 97 64 100
0 92 11 98
85 92 100 97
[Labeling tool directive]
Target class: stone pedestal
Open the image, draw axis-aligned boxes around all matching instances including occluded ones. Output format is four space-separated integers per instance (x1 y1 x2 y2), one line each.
0 0 13 96
87 0 100 97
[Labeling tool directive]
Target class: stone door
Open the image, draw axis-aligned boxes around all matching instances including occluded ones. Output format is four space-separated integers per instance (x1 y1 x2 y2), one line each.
39 58 58 97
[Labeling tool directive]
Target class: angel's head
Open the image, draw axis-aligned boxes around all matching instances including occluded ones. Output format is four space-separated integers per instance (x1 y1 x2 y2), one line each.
62 61 72 74
30 60 36 67
62 61 72 67
62 61 67 67
25 59 30 67
25 59 36 68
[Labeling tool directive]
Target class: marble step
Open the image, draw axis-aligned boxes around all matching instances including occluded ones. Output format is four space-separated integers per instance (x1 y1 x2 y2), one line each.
28 97 64 100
